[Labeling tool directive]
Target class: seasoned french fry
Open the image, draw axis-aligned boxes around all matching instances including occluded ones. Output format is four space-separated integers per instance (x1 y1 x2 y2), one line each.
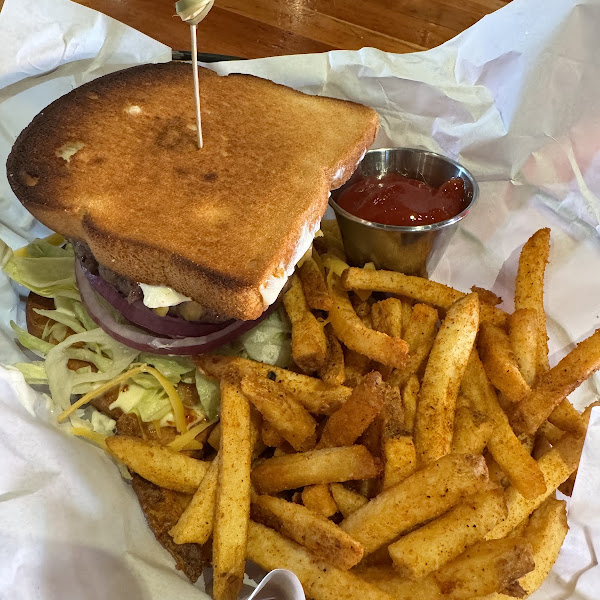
388 304 438 388
485 497 568 600
402 374 420 433
251 495 363 570
298 256 333 311
508 308 539 387
514 228 551 380
106 436 210 494
317 372 385 449
240 374 316 451
302 484 339 518
329 275 409 368
461 351 547 499
479 322 531 403
329 483 369 517
343 347 373 387
511 329 600 435
381 436 417 490
196 355 352 415
341 267 507 327
388 489 507 580
284 274 328 372
247 521 394 600
340 453 489 554
401 299 413 335
319 324 346 386
485 433 582 540
414 293 480 465
261 419 284 448
471 286 502 306
451 405 493 455
371 298 404 338
357 537 533 599
169 455 219 544
252 445 381 494
547 398 587 437
212 380 252 600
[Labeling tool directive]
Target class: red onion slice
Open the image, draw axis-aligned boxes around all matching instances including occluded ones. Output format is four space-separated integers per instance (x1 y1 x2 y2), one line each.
75 260 275 354
80 260 230 337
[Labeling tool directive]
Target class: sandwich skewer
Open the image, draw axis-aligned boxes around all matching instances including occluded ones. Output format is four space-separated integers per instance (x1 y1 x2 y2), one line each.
175 0 215 149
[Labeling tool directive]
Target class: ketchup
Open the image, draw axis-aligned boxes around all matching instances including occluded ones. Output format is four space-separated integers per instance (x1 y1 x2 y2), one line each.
335 172 467 227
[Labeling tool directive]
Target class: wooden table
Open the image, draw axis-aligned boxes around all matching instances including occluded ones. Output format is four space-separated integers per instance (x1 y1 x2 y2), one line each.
73 0 509 58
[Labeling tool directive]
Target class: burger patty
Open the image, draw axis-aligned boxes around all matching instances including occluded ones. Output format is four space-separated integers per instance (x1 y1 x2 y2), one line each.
73 240 143 303
71 240 230 323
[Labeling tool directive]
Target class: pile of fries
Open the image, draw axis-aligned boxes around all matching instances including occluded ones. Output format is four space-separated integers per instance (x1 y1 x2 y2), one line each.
104 224 600 600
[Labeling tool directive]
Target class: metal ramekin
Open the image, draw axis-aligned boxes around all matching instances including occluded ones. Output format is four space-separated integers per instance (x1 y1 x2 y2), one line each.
329 148 478 278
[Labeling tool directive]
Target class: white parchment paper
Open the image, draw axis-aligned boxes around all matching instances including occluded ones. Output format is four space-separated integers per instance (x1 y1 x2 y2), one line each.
1 0 599 598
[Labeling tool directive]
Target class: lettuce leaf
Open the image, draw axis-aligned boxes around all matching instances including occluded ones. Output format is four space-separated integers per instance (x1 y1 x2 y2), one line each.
2 240 79 300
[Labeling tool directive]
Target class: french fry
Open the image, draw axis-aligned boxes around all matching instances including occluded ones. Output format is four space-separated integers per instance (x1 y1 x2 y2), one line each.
246 521 395 600
329 275 409 368
510 329 600 435
485 433 582 540
461 351 547 499
344 347 373 387
514 228 551 380
432 537 534 598
261 419 284 447
388 489 507 580
341 267 507 328
284 274 328 372
212 380 252 600
479 322 531 403
105 436 210 494
401 299 413 334
508 308 539 387
329 483 369 517
402 375 420 433
371 298 404 338
302 484 339 518
451 405 493 455
340 453 489 554
169 455 219 544
471 286 502 306
240 374 317 451
547 398 587 437
357 537 534 599
252 445 381 494
298 256 333 311
251 495 363 570
414 293 480 465
317 372 386 449
388 304 438 388
380 384 416 489
196 355 352 415
381 436 417 490
319 324 346 386
486 497 568 600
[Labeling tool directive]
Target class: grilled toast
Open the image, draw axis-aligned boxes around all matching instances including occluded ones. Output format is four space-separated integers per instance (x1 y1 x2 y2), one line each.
7 62 378 320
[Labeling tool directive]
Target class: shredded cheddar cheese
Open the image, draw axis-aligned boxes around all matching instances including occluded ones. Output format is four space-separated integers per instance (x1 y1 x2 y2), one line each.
71 427 109 450
168 419 217 452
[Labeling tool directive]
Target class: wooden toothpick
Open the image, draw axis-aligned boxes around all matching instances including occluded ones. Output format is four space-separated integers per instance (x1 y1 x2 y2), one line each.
190 23 203 149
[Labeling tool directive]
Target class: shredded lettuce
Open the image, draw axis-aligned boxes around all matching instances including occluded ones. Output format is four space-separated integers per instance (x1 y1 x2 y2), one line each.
237 308 292 367
109 381 172 423
10 322 54 357
2 240 79 300
195 372 221 420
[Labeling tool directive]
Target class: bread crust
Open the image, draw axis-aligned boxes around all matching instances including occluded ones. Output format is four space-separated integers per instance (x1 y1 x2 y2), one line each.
7 62 378 320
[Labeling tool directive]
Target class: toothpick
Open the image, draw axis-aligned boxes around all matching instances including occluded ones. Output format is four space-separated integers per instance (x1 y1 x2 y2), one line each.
190 23 203 149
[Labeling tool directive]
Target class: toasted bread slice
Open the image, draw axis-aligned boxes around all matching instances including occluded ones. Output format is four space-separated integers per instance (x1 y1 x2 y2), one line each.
7 63 378 320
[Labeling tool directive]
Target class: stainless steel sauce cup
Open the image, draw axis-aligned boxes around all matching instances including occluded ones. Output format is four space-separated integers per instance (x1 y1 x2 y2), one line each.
329 148 478 277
